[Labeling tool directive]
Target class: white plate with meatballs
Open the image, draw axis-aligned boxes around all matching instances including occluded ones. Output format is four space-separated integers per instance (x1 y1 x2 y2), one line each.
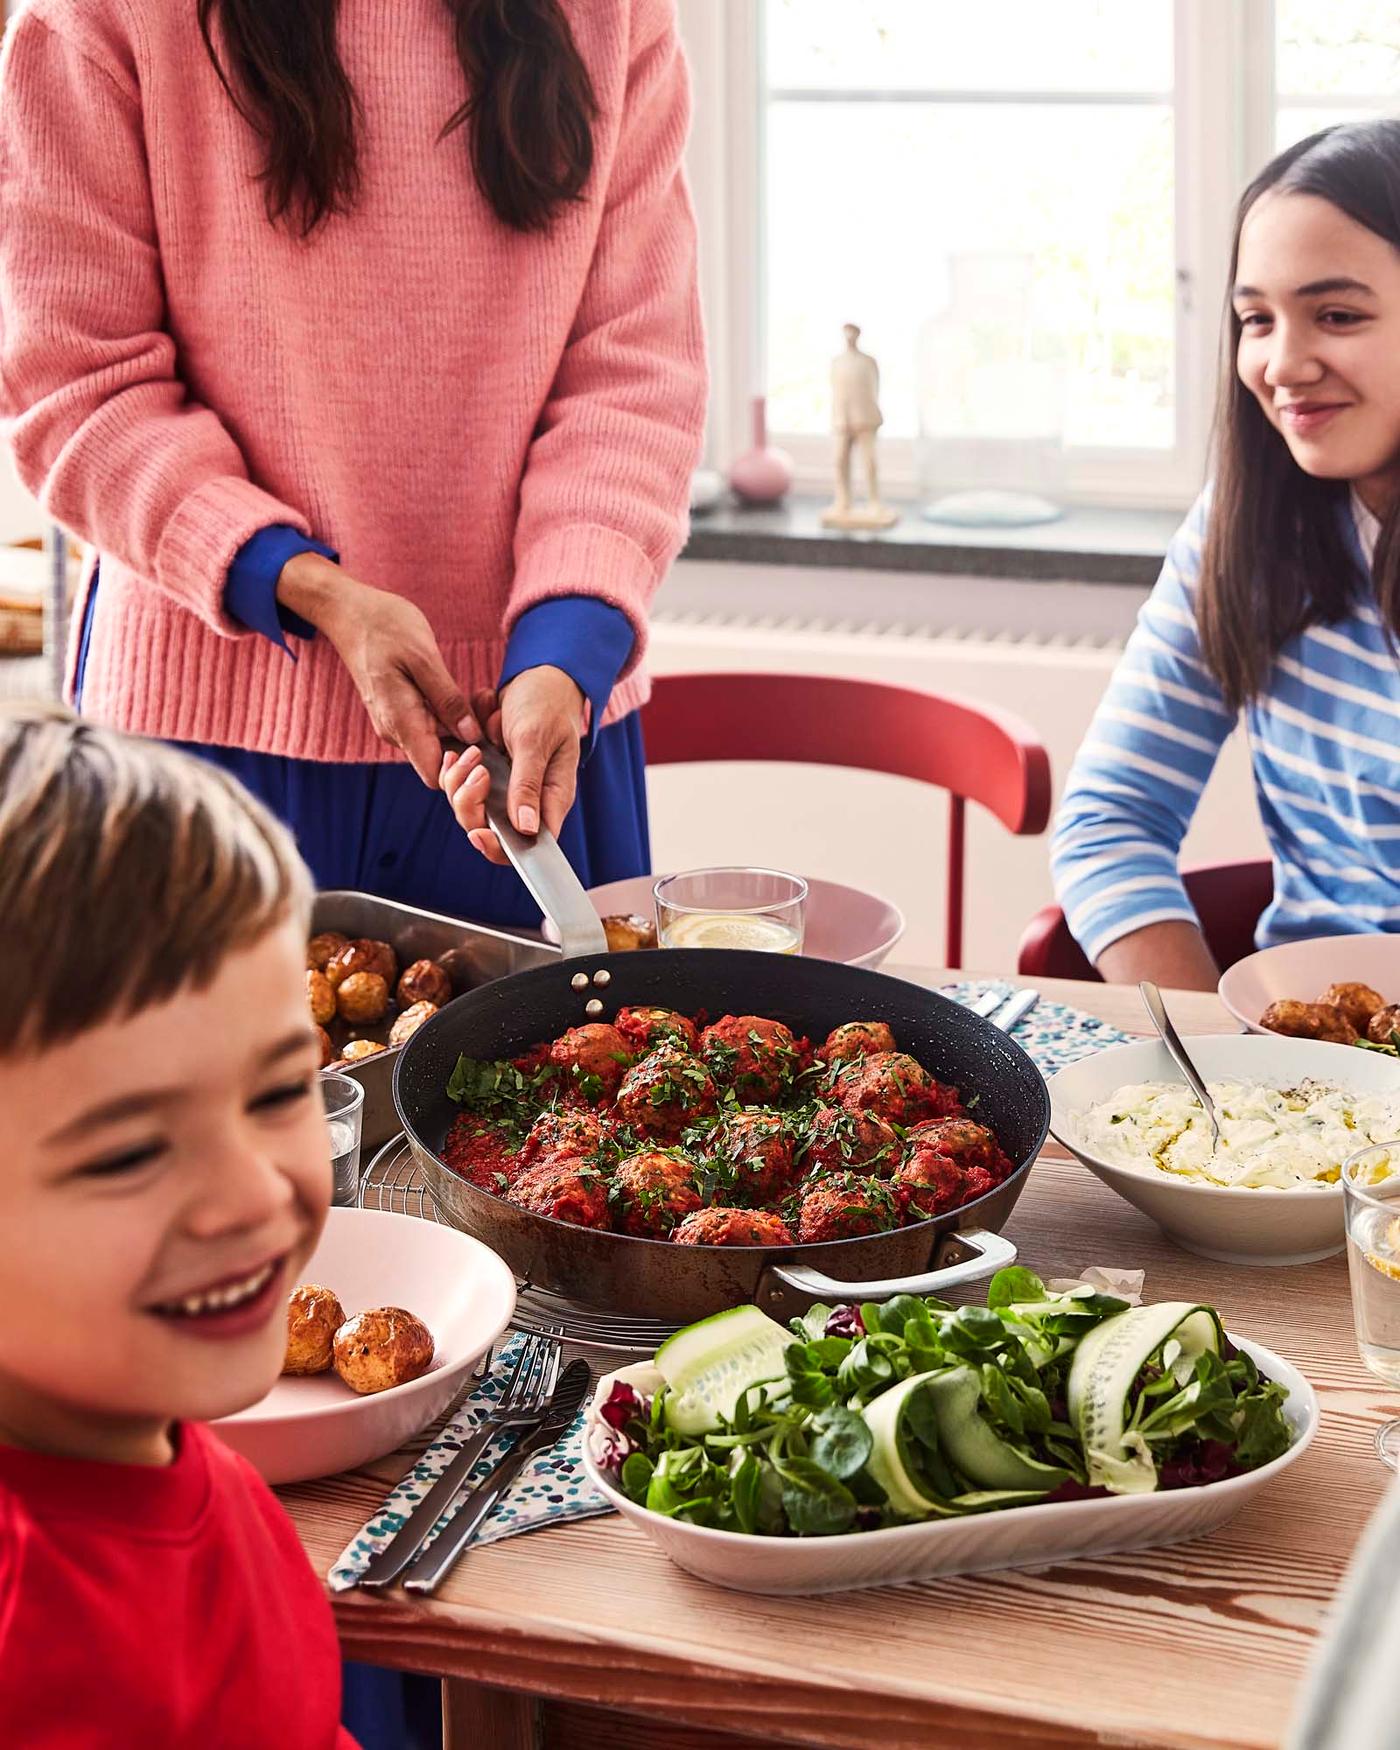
214 1206 517 1485
1219 933 1400 1049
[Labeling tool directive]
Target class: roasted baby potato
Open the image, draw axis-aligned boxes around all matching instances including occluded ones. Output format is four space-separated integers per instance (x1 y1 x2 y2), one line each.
306 931 350 973
388 1000 438 1047
283 1283 346 1376
326 938 398 990
1369 1004 1400 1045
1259 998 1356 1044
338 1038 387 1064
336 970 389 1025
1321 982 1386 1034
397 958 452 1009
315 1025 334 1068
602 913 657 952
332 1307 435 1395
306 968 336 1026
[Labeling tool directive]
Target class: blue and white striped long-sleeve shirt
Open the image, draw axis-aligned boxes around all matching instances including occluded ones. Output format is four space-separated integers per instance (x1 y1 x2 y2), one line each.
1053 488 1400 962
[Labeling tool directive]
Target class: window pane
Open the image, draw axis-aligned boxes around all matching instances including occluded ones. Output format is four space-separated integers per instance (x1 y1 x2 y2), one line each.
1277 1 1400 100
765 0 1173 94
1275 104 1391 152
764 103 1175 449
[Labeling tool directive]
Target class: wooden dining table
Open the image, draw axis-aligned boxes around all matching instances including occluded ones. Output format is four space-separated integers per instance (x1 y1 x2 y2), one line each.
279 969 1398 1750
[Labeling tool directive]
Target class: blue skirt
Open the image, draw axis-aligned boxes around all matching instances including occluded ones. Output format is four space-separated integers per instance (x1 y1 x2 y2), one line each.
173 714 651 929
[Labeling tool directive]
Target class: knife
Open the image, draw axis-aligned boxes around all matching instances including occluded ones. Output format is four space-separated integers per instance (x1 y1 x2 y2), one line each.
401 1358 593 1595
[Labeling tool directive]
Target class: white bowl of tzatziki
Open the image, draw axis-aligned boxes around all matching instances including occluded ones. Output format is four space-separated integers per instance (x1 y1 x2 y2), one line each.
1047 1035 1400 1264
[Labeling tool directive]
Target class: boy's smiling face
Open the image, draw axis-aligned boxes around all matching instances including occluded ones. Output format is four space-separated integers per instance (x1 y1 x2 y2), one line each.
0 919 330 1464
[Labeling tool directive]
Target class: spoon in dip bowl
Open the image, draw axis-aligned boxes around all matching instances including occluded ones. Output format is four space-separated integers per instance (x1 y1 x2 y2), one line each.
1139 980 1223 1156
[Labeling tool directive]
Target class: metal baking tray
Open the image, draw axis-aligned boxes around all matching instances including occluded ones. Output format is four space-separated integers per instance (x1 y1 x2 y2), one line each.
312 890 555 1152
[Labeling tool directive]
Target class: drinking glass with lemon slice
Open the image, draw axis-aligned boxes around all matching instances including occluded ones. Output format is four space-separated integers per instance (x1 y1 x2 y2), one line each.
1342 1144 1400 1470
653 868 807 955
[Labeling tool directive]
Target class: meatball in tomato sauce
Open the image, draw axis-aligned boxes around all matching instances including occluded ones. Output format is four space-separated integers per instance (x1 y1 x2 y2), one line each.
821 1020 896 1064
614 1006 699 1054
547 1024 630 1101
700 1015 801 1104
611 1150 702 1238
904 1117 1011 1182
707 1109 798 1206
518 1105 607 1173
796 1172 901 1243
796 1104 901 1182
672 1206 794 1247
507 1160 610 1228
614 1047 718 1138
835 1051 960 1127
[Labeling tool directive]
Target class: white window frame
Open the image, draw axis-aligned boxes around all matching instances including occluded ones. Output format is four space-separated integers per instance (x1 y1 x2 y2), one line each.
678 0 1286 513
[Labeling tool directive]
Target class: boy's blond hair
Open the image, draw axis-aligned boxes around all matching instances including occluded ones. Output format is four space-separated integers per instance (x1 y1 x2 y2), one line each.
0 705 311 1051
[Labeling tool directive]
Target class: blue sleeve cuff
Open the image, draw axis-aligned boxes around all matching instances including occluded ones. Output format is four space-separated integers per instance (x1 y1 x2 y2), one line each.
498 598 635 760
225 525 338 654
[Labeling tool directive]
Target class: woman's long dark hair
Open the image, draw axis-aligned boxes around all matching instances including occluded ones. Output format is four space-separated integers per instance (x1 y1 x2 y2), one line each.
1200 119 1400 710
197 0 598 237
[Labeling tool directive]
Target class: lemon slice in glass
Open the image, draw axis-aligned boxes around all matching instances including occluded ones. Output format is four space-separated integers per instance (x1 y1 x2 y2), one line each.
1364 1215 1400 1281
661 912 800 953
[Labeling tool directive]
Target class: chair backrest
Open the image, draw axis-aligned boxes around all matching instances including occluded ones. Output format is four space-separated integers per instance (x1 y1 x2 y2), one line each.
1017 857 1274 982
641 672 1052 968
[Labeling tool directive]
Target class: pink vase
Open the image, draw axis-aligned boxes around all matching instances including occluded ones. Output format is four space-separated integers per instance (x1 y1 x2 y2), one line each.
728 397 794 504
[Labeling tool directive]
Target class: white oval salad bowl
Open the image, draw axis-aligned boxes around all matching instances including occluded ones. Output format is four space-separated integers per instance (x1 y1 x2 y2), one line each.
582 1335 1316 1596
1046 1034 1400 1265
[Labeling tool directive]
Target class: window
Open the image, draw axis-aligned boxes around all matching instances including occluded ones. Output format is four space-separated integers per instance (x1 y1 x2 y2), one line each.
679 1 1400 512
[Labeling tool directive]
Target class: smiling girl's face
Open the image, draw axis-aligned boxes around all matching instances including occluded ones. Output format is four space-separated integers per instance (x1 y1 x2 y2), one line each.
0 920 330 1466
1234 190 1400 513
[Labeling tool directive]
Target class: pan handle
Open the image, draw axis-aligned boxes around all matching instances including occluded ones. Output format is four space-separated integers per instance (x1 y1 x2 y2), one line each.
755 1227 1017 1316
445 738 608 961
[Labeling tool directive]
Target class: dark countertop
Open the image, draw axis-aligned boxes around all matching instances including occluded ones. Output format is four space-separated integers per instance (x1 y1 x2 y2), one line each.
680 495 1181 587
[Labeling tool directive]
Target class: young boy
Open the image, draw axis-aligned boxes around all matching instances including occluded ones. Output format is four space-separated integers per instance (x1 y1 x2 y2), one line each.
0 705 356 1746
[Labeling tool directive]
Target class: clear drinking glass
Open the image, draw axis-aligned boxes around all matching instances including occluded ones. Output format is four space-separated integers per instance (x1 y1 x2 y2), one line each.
1342 1143 1400 1470
321 1071 365 1208
653 867 808 954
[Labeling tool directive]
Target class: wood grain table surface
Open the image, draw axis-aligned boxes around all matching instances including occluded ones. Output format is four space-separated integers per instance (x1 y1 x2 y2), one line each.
279 970 1397 1750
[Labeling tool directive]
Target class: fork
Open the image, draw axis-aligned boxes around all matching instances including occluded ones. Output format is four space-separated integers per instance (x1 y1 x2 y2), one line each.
967 986 1041 1033
357 1329 562 1588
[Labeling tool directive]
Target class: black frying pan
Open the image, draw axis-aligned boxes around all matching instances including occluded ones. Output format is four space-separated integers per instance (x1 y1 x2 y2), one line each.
392 745 1050 1322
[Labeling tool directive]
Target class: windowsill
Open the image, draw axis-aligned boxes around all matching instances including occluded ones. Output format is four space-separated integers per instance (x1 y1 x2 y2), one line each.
679 495 1181 587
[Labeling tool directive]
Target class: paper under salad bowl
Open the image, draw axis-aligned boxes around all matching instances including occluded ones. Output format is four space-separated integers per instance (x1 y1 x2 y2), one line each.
1047 1034 1400 1265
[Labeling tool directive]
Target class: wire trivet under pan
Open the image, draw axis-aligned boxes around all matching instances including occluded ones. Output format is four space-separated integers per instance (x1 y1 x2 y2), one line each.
360 1133 678 1351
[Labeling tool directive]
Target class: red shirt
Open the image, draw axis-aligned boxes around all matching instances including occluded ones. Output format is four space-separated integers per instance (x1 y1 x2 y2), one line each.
0 1422 357 1748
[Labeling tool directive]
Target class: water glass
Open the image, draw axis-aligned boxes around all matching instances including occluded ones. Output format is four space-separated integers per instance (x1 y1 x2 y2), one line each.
1342 1143 1400 1470
653 867 807 954
321 1071 365 1208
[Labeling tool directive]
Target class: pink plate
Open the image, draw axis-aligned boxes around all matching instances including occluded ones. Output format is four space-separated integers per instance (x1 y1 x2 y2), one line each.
213 1207 516 1485
543 873 905 969
1219 932 1400 1035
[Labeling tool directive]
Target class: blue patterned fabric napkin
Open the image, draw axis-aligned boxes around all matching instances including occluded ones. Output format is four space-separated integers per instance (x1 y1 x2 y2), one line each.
330 982 1131 1583
937 978 1135 1075
328 1332 608 1590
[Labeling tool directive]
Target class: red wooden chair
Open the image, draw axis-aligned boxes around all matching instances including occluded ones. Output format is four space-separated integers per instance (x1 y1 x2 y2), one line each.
639 672 1052 968
1016 857 1274 981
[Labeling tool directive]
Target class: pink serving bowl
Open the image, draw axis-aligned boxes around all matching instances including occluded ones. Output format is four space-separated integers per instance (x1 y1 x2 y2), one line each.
1219 932 1400 1035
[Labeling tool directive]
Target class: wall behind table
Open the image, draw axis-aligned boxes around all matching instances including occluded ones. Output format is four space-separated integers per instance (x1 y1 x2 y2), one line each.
645 558 1265 972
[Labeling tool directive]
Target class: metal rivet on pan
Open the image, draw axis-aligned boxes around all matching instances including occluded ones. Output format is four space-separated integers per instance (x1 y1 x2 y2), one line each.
593 969 611 987
570 972 589 991
584 998 604 1017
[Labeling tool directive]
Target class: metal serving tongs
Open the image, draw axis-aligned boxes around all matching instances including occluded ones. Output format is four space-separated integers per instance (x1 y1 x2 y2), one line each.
444 738 607 960
1139 979 1222 1155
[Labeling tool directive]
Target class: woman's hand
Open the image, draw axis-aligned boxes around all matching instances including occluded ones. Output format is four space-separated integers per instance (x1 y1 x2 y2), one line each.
440 666 586 864
277 553 479 785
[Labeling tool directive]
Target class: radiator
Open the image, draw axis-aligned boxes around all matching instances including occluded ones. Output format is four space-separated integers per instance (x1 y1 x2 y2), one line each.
646 607 1265 971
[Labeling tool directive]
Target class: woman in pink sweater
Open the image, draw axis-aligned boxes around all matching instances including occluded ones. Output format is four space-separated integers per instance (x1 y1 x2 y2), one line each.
0 0 706 923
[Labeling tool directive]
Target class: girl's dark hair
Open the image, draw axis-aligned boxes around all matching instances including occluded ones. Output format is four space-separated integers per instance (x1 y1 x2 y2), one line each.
1200 118 1400 710
197 0 598 237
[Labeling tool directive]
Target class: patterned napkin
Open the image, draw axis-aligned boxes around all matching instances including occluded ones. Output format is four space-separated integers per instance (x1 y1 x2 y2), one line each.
328 1332 609 1590
331 981 1131 1583
938 977 1135 1075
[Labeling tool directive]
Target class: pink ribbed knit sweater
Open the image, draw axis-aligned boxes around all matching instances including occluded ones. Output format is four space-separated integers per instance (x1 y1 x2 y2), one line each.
0 0 705 759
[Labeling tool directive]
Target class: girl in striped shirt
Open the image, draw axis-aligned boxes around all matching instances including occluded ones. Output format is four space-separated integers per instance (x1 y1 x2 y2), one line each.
1054 119 1400 990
